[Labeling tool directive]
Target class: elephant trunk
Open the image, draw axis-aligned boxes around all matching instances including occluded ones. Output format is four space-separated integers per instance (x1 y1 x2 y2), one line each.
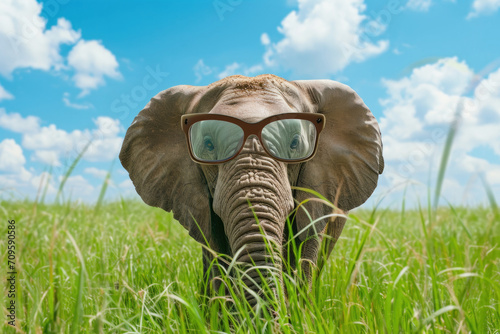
212 144 294 307
228 215 282 305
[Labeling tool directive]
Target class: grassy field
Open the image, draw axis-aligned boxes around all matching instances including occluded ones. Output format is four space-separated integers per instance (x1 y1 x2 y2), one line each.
1 197 499 333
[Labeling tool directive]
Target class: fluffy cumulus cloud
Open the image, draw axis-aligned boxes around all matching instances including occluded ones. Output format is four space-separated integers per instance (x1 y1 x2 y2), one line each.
60 175 95 198
377 57 500 206
84 117 124 162
0 111 129 201
0 0 120 94
0 108 40 133
0 138 26 172
31 149 60 166
0 110 123 166
84 167 109 179
68 40 121 96
0 0 80 76
261 0 389 76
24 117 123 164
208 0 394 79
0 138 33 197
467 0 500 18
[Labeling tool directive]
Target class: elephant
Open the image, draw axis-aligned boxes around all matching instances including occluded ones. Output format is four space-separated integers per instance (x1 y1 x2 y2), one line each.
119 74 384 307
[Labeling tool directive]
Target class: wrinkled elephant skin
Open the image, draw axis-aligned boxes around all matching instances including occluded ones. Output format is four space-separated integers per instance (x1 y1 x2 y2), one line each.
119 74 384 307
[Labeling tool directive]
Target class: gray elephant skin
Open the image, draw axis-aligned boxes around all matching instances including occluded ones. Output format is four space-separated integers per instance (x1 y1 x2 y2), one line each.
119 74 384 306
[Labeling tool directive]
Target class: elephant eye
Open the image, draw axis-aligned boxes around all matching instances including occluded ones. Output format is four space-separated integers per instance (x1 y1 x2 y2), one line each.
290 134 300 150
204 136 215 151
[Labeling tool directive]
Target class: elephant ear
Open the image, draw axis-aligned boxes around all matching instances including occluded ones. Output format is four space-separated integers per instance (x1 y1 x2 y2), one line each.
292 80 384 241
119 85 211 244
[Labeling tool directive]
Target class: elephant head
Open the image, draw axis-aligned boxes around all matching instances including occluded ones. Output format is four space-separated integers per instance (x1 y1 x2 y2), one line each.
119 74 383 306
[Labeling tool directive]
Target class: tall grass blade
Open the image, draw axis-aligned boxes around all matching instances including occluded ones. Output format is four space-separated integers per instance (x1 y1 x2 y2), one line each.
480 173 498 214
55 140 92 203
94 160 115 214
446 201 472 239
433 107 460 209
66 231 86 334
400 186 407 225
291 186 329 202
5 199 500 332
434 61 500 209
414 305 459 333
40 165 53 205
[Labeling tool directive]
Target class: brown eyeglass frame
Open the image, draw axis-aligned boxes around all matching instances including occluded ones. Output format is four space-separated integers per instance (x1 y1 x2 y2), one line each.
181 112 326 165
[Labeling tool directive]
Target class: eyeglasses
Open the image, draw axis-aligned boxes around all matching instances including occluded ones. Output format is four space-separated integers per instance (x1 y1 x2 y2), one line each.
181 113 326 164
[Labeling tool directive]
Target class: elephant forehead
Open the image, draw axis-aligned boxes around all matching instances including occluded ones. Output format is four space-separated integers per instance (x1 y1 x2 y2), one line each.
209 93 297 123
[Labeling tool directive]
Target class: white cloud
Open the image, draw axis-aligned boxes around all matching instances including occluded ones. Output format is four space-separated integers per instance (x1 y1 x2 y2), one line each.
377 57 500 206
380 58 474 141
0 159 127 202
84 137 122 162
467 0 500 18
0 139 26 172
32 149 60 166
59 174 94 198
24 117 122 164
84 167 109 179
245 64 264 76
260 33 271 46
0 156 129 203
0 108 40 133
0 138 34 199
83 117 123 162
117 178 138 198
193 59 213 82
218 62 241 79
119 178 133 189
62 92 93 109
0 120 129 202
0 83 14 100
217 62 264 79
262 0 389 76
94 116 122 137
218 0 391 79
0 110 123 166
406 0 432 11
22 123 75 151
30 171 57 196
461 153 491 174
67 40 121 96
0 167 32 195
487 168 500 185
0 0 120 94
0 0 81 76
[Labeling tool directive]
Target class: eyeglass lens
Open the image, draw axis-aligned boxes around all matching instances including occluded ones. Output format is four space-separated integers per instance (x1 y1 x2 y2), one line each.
189 119 317 162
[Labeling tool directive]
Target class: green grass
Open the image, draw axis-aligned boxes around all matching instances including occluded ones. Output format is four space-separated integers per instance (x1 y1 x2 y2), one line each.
1 198 498 333
2 105 499 332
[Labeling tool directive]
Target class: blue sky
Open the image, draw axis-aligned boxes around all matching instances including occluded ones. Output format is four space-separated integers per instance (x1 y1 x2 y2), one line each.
0 0 499 207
